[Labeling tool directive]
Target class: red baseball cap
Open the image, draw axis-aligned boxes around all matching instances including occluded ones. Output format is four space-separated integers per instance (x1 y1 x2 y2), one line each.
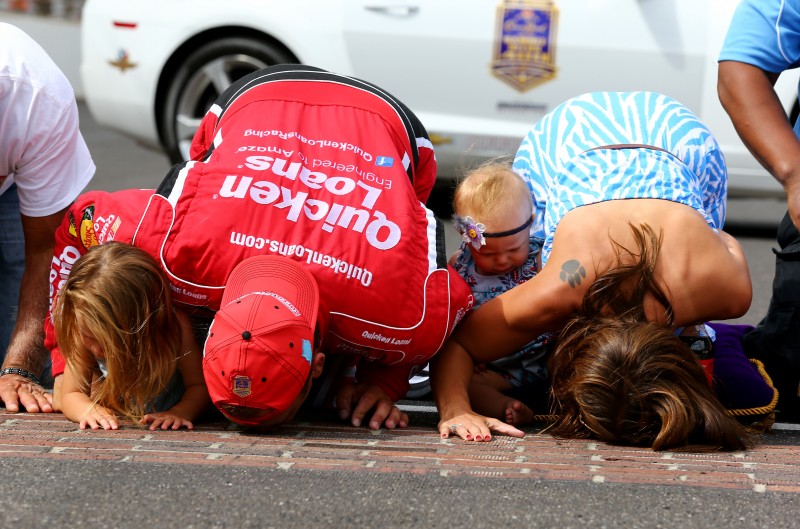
203 255 320 426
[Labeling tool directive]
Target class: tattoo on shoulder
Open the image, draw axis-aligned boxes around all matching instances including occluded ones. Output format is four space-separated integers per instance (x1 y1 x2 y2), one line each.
559 259 587 288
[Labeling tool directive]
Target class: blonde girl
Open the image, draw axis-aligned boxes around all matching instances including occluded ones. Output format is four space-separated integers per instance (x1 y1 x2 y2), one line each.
54 242 209 430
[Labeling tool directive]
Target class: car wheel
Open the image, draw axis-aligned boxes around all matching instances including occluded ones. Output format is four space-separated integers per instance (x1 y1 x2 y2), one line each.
405 363 432 399
160 37 296 163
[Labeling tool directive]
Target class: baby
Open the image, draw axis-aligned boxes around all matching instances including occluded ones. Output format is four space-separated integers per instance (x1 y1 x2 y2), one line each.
450 161 553 425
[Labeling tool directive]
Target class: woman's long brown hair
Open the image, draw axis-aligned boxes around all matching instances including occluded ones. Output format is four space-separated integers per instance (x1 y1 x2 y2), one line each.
548 223 751 451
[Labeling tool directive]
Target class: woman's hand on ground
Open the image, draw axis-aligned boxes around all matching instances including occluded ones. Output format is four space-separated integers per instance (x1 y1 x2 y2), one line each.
438 412 525 442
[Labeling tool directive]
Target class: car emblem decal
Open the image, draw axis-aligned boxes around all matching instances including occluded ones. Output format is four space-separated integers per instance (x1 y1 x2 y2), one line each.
108 49 138 72
491 0 559 92
427 133 453 146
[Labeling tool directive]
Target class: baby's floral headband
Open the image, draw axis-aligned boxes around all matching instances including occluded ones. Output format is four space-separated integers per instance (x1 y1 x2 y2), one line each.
453 215 486 250
453 214 534 251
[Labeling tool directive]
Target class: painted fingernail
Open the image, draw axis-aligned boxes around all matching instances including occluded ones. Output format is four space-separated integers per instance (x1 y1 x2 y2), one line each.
466 435 473 441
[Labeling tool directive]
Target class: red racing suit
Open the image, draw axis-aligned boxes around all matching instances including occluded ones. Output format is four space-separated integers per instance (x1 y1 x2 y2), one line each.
46 65 474 400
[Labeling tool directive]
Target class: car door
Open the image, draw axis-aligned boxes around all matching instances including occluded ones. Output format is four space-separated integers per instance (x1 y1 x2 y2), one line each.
342 0 711 175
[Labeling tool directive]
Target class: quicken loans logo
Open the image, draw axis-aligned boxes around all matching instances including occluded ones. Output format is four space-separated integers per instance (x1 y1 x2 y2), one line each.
362 330 411 346
229 235 374 287
217 156 402 250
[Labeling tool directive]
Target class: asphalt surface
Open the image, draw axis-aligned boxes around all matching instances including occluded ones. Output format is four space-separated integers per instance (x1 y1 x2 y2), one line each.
2 101 800 528
1 409 799 529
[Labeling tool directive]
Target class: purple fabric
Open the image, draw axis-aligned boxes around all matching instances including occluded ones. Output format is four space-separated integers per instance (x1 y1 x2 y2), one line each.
708 322 776 410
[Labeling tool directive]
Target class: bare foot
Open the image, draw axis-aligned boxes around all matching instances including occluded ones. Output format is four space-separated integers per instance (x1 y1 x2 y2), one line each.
504 399 535 426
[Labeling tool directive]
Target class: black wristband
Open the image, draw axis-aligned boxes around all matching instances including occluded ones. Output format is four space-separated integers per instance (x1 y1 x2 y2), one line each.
0 367 42 385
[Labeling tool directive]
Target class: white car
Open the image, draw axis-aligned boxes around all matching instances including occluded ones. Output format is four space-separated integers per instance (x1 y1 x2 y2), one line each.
81 0 797 196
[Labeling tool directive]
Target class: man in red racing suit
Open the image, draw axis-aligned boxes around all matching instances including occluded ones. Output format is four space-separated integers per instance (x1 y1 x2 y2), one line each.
45 65 474 429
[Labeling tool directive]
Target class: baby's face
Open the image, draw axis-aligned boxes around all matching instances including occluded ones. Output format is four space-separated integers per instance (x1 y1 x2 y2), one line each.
469 228 531 276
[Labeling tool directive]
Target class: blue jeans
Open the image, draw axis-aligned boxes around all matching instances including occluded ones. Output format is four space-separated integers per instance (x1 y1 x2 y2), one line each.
0 185 25 365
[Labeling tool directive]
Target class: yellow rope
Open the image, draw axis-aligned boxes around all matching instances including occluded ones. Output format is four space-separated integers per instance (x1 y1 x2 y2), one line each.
725 359 779 417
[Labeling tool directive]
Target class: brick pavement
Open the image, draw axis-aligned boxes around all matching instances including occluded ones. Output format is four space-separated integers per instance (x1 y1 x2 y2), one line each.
2 412 799 494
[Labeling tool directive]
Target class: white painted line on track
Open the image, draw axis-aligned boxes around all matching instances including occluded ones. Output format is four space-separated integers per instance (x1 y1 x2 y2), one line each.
772 422 800 431
397 403 437 413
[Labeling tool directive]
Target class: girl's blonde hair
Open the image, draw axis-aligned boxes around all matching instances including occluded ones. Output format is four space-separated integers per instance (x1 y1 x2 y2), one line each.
453 160 532 228
548 223 750 451
54 242 182 422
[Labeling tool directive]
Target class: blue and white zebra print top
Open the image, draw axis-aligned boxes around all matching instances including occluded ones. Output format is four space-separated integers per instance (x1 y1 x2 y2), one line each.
513 92 728 266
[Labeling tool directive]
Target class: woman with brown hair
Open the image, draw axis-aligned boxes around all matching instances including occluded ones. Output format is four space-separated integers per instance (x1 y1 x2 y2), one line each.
545 225 750 450
432 92 754 450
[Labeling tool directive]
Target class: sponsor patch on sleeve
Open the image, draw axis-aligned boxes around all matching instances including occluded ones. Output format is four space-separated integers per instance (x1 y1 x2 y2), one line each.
79 205 99 250
68 211 78 239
